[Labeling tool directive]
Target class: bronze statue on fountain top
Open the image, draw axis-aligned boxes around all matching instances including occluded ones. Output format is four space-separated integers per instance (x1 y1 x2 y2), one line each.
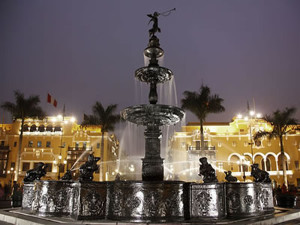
147 9 175 38
61 170 72 181
224 171 238 182
251 163 271 183
199 157 218 183
24 162 48 182
79 154 100 181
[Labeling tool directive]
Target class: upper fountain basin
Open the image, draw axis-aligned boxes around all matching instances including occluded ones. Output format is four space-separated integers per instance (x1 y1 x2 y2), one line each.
121 104 185 126
135 66 173 84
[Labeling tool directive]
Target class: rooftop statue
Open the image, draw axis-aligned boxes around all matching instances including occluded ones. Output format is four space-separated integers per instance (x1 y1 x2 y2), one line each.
24 162 48 182
147 8 176 37
61 170 72 181
251 163 271 183
199 157 218 183
224 171 238 182
79 154 100 181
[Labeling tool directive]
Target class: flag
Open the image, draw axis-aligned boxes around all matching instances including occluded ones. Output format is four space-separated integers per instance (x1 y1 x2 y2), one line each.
47 93 57 107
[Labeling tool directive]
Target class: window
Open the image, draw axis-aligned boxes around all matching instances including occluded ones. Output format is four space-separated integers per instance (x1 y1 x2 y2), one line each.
37 141 42 148
218 162 223 170
58 164 65 173
0 152 9 177
75 142 79 149
33 162 52 173
28 141 33 147
45 163 52 172
255 140 261 147
83 142 87 150
46 141 51 148
97 143 100 149
295 161 299 170
22 162 30 171
14 142 17 147
232 141 236 147
279 154 289 171
0 141 4 146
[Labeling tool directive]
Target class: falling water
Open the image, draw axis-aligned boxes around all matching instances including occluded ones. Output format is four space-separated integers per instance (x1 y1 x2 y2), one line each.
119 66 185 180
70 149 92 171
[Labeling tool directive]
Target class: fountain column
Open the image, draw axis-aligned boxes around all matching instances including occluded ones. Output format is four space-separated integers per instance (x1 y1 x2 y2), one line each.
142 124 164 181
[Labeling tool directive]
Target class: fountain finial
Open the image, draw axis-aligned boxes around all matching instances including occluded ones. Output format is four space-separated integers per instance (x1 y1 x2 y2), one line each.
147 8 176 37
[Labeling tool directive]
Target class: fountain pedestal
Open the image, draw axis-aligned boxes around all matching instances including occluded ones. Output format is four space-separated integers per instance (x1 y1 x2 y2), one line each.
142 125 164 181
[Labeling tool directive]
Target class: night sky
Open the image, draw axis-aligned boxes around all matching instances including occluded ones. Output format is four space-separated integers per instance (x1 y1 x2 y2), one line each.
1 0 300 125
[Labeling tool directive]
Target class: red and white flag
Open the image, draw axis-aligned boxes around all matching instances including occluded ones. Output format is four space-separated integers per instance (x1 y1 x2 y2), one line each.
47 93 57 107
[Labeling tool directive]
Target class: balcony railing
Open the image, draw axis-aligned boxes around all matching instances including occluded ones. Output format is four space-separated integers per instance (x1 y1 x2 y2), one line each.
68 147 92 151
188 146 215 151
0 145 10 151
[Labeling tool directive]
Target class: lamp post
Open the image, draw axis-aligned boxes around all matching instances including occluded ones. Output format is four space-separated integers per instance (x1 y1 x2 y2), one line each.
237 110 262 164
54 154 67 180
7 167 14 187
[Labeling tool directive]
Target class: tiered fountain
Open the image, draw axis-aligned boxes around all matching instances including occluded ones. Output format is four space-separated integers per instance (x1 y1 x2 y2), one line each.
21 12 274 223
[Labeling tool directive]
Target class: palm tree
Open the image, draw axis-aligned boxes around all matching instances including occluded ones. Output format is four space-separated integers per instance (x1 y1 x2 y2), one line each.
82 102 120 181
181 85 225 149
1 91 45 181
254 107 299 188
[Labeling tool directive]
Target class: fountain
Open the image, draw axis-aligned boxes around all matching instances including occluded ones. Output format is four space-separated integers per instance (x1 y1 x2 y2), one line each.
20 11 275 223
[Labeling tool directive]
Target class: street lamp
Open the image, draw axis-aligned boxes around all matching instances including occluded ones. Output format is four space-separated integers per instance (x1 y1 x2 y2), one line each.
54 154 67 180
237 110 261 164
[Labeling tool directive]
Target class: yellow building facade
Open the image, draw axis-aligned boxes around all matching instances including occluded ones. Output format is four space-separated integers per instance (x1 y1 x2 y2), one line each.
170 117 300 188
0 116 119 185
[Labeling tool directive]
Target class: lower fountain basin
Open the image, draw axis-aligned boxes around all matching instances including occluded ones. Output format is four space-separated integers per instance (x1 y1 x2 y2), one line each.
22 180 274 222
107 180 187 222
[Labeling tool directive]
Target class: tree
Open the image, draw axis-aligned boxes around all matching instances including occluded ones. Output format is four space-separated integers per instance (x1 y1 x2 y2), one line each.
1 91 45 181
254 107 299 187
82 102 120 181
181 85 225 149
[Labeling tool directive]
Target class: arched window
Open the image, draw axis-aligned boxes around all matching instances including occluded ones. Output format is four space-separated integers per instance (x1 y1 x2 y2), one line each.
278 154 288 171
261 158 265 171
266 158 271 171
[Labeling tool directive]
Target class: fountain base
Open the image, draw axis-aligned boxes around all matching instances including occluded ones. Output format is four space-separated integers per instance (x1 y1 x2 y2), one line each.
22 180 274 222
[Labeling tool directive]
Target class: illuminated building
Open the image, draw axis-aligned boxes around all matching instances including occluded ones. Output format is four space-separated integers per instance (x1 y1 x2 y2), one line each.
170 115 300 187
0 116 119 184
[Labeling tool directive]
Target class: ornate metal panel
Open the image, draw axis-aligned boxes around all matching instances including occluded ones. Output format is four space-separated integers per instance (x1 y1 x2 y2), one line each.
107 181 185 222
261 183 274 213
226 182 263 217
22 182 35 211
35 180 74 217
71 181 107 220
190 183 225 219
